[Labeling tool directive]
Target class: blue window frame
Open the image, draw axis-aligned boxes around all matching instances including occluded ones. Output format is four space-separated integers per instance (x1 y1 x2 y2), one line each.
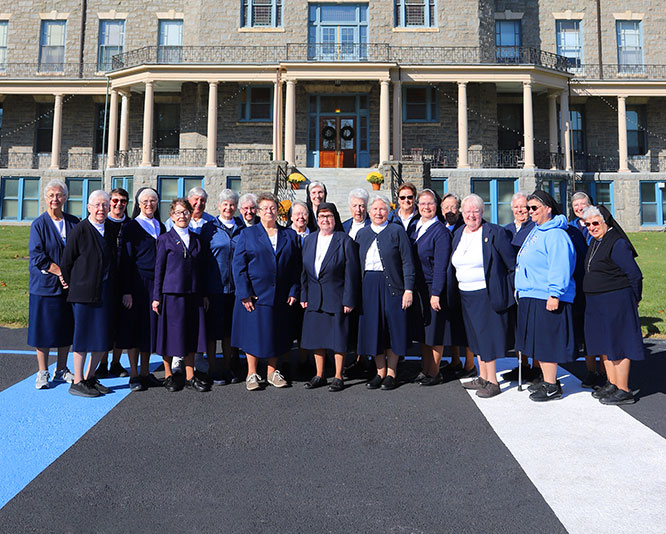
471 178 517 225
0 21 8 72
575 181 614 215
112 176 134 214
241 0 282 28
0 177 40 221
430 177 448 198
403 86 437 122
627 105 647 156
617 20 643 74
496 20 521 62
158 176 204 222
98 20 125 71
158 20 183 63
308 4 368 61
540 179 568 216
66 178 102 219
556 19 583 70
226 176 241 193
640 181 666 226
239 86 273 122
39 20 66 72
395 1 436 28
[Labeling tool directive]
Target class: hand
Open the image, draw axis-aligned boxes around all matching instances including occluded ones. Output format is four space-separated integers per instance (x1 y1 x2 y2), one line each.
242 296 256 312
546 296 559 312
58 275 68 289
122 294 133 309
402 291 413 310
287 296 297 306
151 300 161 314
301 301 308 309
430 295 441 312
343 306 353 314
203 297 209 312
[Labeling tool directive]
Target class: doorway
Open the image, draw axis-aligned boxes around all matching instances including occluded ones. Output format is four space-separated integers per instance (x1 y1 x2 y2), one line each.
320 117 356 168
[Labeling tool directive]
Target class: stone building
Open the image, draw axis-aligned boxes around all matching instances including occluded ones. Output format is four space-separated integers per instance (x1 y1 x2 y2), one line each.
0 1 665 228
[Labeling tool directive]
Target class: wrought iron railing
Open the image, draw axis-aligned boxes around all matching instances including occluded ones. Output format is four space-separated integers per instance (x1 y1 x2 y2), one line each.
273 163 294 218
113 147 273 168
0 63 103 78
402 148 458 168
219 147 273 167
573 64 666 80
111 46 286 69
389 163 403 206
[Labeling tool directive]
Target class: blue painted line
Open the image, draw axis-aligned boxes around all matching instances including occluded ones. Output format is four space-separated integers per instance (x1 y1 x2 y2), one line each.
0 353 163 510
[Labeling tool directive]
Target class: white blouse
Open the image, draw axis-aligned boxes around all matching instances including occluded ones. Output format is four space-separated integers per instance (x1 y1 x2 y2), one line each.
451 229 486 291
268 232 278 251
50 217 67 243
414 217 437 241
314 233 333 278
349 220 365 240
365 222 388 271
88 218 105 236
136 214 160 239
174 225 190 249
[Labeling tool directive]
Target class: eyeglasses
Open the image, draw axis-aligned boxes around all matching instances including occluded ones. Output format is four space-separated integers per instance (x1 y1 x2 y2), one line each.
462 210 481 216
399 195 414 200
584 220 602 227
418 202 436 207
89 203 109 209
140 199 157 206
318 214 334 219
173 210 191 217
111 198 128 204
259 206 277 213
47 193 65 200
527 205 541 212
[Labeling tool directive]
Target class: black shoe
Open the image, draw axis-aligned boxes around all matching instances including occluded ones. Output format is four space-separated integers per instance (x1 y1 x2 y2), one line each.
304 375 327 389
413 371 427 384
109 361 129 377
94 364 109 379
366 374 383 390
502 366 531 382
69 380 101 398
441 362 462 381
581 371 604 389
225 369 240 384
528 378 561 393
88 378 111 394
163 375 182 392
381 375 397 390
143 373 163 388
129 376 147 392
419 374 442 386
529 381 563 402
592 382 617 399
328 378 344 392
600 388 635 405
185 376 211 392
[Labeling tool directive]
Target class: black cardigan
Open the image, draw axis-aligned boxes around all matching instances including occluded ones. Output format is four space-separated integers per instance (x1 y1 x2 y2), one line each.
61 219 117 304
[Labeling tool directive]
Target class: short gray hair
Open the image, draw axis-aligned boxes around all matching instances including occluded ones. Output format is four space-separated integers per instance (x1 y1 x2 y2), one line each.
348 188 369 205
572 191 591 204
369 194 391 211
88 190 110 204
138 188 158 203
239 193 257 207
461 194 484 215
187 186 208 200
44 179 68 201
441 192 461 207
582 205 602 220
511 191 529 205
218 189 238 204
291 200 308 213
309 181 326 193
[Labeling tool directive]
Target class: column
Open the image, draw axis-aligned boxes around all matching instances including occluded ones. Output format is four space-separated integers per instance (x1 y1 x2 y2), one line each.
272 78 283 161
140 81 154 167
560 90 572 171
284 80 296 166
522 81 535 169
379 79 390 164
458 82 469 169
119 91 130 153
617 95 629 172
548 93 558 169
106 89 119 168
392 80 402 160
49 94 64 169
206 81 218 167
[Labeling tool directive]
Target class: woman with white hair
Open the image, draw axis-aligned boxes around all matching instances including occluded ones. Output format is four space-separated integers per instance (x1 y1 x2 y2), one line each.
61 190 118 397
165 186 215 233
236 192 259 227
505 191 535 251
290 201 311 242
342 188 371 239
447 194 516 398
28 179 78 389
356 194 415 390
305 181 327 232
570 191 592 244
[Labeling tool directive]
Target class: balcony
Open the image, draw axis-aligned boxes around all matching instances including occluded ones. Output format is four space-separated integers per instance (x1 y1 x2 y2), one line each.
114 147 273 168
0 63 103 79
573 64 666 80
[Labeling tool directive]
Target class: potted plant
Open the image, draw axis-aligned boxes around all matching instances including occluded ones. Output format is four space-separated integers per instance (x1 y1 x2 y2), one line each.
366 171 384 191
287 172 306 190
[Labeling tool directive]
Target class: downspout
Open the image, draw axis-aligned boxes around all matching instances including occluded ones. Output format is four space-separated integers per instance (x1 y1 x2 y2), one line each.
596 0 603 79
79 0 87 78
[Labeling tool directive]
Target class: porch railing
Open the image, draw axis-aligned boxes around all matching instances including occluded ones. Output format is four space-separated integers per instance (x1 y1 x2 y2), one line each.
573 64 666 80
113 147 273 168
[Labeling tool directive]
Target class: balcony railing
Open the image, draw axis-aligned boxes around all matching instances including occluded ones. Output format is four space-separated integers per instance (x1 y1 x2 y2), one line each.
573 64 666 80
114 147 273 168
0 63 103 79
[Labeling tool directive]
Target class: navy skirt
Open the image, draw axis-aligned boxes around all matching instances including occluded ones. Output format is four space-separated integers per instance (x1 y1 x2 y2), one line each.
301 309 349 354
206 292 235 340
584 288 644 361
418 284 447 347
27 293 74 348
156 293 206 357
460 289 511 362
116 273 158 353
516 297 574 363
231 300 294 359
357 271 409 356
443 305 467 348
72 279 115 353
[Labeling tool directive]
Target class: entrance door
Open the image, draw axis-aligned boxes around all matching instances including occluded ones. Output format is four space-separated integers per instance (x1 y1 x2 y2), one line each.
319 117 356 168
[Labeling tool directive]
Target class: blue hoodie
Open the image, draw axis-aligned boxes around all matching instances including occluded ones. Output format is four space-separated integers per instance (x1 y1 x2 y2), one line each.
515 214 576 303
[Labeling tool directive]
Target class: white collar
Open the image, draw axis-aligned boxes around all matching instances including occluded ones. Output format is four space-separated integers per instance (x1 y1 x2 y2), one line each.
371 221 389 233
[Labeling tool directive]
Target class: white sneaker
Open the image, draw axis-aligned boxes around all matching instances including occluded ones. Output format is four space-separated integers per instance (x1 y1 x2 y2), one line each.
194 353 208 373
246 373 262 391
267 370 288 388
53 367 74 383
35 370 50 389
172 357 184 374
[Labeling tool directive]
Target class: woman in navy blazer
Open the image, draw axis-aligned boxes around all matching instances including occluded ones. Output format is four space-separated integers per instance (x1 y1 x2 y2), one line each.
152 199 209 393
231 192 301 391
28 179 79 389
356 195 415 391
300 203 360 392
342 188 372 240
447 194 516 398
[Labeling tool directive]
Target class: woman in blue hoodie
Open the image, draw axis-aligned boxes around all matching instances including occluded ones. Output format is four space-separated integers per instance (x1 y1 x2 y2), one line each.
515 190 576 402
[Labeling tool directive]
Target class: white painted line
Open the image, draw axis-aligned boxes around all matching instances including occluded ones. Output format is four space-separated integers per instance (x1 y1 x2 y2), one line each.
464 359 666 534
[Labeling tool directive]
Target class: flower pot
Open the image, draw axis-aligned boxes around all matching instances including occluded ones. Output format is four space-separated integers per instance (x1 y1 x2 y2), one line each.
372 183 381 191
290 182 300 190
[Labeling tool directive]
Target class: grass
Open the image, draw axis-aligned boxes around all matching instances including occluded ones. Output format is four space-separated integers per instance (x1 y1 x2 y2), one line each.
0 225 665 336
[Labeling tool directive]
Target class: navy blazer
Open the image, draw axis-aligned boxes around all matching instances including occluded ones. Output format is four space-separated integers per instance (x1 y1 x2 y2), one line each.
447 221 516 313
300 231 360 313
388 207 420 235
232 224 301 306
233 215 260 228
441 216 464 234
119 219 165 294
153 228 205 297
409 220 451 298
356 223 415 295
200 217 244 295
342 216 371 237
28 211 79 296
505 219 535 252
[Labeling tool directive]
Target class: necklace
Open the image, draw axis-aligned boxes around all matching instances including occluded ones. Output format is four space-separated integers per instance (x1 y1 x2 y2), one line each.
586 238 602 272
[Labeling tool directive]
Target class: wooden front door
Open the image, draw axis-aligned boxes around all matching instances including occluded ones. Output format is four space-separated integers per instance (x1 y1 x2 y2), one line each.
319 117 356 168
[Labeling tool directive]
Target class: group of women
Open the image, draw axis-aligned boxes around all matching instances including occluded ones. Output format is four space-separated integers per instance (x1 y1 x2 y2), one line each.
28 179 645 404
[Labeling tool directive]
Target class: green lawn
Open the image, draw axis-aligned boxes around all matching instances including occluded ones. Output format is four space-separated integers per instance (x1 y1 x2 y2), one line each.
1 225 665 336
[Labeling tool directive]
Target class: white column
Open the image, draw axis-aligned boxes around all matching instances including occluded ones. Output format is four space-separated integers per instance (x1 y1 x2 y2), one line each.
560 90 572 171
458 82 469 169
522 81 535 169
49 94 64 169
119 91 130 153
140 81 154 167
548 93 558 169
206 81 218 167
392 80 402 160
106 89 119 168
379 79 390 164
284 80 296 166
617 95 630 172
272 78 283 161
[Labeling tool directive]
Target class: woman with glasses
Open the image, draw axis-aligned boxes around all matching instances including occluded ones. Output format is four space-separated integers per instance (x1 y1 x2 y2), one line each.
232 192 301 391
152 198 210 393
389 182 420 234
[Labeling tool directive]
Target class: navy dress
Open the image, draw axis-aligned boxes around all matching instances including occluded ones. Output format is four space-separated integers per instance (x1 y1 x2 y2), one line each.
231 224 301 359
27 211 79 348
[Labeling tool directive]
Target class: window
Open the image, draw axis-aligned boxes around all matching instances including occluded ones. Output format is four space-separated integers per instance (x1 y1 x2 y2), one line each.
403 87 437 122
154 103 180 151
158 176 204 221
308 4 368 61
395 0 436 28
0 177 40 220
496 20 521 62
0 21 7 72
640 182 666 226
540 179 567 216
239 86 273 121
95 103 121 154
617 20 643 73
627 105 647 156
36 103 54 153
66 178 102 219
576 182 614 215
226 175 241 193
556 20 583 70
241 0 282 28
98 20 124 71
471 178 517 225
39 21 66 72
570 105 585 155
430 177 447 198
112 176 134 214
158 20 183 63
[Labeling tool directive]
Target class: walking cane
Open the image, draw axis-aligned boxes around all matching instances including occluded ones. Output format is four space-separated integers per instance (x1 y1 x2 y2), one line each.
517 351 524 391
